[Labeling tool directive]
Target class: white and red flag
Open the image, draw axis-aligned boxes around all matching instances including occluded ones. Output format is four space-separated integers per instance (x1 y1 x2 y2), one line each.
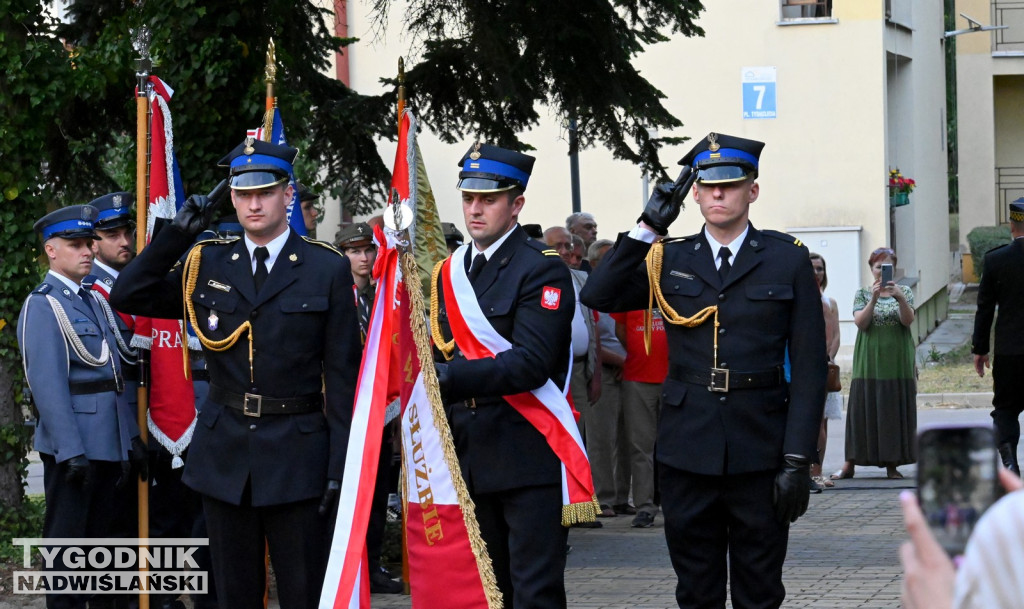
319 110 498 609
132 76 198 467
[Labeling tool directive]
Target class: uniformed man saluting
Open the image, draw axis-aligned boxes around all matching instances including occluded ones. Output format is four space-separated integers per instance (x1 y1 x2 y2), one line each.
18 204 143 609
110 138 362 609
581 133 826 609
431 143 596 609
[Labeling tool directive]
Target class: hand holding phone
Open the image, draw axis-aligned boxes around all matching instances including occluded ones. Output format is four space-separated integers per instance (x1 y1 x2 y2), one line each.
917 425 1003 557
880 263 894 287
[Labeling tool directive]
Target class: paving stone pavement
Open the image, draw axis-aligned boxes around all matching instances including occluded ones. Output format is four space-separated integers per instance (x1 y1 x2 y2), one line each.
365 477 914 609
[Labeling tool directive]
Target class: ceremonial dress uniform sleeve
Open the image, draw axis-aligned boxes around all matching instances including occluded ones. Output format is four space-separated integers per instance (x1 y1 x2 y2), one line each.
19 296 85 462
780 250 828 459
445 255 575 402
579 232 655 313
972 250 999 355
110 224 195 318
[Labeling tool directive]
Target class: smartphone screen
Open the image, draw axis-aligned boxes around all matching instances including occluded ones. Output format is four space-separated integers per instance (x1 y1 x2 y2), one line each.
917 425 1002 557
880 263 893 286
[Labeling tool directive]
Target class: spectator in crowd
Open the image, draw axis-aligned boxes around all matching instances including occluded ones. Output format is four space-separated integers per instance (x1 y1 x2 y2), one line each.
566 212 597 272
569 234 586 270
611 307 668 528
297 182 319 238
809 252 841 490
586 240 634 518
543 226 574 267
834 247 916 480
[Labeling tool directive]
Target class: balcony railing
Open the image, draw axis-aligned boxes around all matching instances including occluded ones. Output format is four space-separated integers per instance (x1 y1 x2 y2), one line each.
993 1 1024 53
995 165 1024 223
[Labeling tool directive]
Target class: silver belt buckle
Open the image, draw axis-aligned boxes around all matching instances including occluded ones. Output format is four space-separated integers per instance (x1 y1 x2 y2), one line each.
243 393 263 417
708 368 730 393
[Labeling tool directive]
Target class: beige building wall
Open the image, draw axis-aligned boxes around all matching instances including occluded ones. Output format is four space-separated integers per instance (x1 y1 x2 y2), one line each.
326 0 948 343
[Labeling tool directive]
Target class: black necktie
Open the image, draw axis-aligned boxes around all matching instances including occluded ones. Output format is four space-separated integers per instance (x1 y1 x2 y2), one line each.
467 253 487 283
253 246 270 292
78 288 99 324
718 247 732 282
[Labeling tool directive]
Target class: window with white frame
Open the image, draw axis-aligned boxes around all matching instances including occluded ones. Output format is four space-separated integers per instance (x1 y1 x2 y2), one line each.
779 0 833 20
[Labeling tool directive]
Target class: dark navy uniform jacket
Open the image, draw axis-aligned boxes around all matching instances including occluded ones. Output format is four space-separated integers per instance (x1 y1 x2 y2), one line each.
972 238 1024 356
110 224 361 506
434 226 575 494
18 273 138 463
580 224 827 475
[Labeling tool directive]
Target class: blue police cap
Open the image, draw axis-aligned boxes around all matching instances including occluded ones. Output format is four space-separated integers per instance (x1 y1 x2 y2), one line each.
34 205 100 241
217 137 298 191
457 143 535 193
679 132 765 185
1011 199 1024 222
89 192 135 230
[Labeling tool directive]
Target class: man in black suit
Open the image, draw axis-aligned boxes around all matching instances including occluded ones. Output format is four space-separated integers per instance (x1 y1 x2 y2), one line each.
111 138 362 609
431 143 587 609
972 200 1024 475
581 133 826 609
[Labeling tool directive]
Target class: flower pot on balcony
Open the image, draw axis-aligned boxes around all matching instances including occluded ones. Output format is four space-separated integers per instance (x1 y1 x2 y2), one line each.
890 191 910 207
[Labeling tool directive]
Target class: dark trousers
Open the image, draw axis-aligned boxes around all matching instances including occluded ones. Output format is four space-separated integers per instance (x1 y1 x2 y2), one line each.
991 354 1024 447
40 454 122 609
473 483 568 609
366 426 397 573
202 487 328 609
660 464 789 609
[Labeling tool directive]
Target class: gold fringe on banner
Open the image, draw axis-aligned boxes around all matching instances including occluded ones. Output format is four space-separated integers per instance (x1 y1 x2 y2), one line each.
399 251 503 609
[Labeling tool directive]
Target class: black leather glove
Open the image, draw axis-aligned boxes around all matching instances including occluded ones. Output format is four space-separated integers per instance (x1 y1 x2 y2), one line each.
115 461 132 489
64 455 92 487
435 362 452 403
318 479 341 516
773 454 811 524
638 165 697 236
130 436 149 482
171 179 228 237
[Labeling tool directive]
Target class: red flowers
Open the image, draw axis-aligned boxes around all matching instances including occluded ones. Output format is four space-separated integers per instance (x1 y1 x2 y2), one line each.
889 169 916 195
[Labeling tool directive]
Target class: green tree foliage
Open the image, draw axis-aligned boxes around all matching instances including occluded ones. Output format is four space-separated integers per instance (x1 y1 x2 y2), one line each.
0 0 704 522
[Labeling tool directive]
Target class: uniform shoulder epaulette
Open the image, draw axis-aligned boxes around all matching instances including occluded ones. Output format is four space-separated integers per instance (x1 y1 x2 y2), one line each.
761 229 805 248
985 242 1010 255
663 234 694 245
194 235 241 247
525 238 561 258
81 275 96 290
32 283 53 295
302 236 344 256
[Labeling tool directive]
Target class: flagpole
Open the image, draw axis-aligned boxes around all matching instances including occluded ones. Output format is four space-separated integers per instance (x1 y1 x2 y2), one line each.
133 26 152 609
262 38 276 142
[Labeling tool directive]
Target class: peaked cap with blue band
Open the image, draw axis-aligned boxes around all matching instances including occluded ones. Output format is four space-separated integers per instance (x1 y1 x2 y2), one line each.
1011 199 1024 222
297 182 319 203
679 132 765 185
457 143 536 193
89 192 135 230
34 205 100 241
218 138 298 191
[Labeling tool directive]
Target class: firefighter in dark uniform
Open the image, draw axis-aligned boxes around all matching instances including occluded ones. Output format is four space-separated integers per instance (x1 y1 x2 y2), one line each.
110 138 362 609
972 199 1024 474
430 144 580 609
581 133 826 609
18 205 143 609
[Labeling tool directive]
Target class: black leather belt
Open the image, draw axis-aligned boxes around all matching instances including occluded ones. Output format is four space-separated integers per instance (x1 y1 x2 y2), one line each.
69 380 119 395
669 364 784 393
121 364 141 382
455 397 504 410
208 385 323 417
191 369 210 382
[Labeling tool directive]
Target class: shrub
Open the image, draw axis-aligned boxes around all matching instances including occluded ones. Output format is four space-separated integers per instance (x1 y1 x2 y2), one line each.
966 225 1011 279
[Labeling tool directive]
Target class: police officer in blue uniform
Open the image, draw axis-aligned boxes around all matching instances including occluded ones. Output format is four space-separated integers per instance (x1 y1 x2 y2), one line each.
18 205 142 609
110 138 362 609
431 144 577 609
972 199 1024 474
581 133 826 609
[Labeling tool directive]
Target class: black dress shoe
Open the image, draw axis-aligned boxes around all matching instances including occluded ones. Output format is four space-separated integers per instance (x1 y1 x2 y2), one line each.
571 520 603 528
612 503 637 515
370 568 404 594
631 512 655 528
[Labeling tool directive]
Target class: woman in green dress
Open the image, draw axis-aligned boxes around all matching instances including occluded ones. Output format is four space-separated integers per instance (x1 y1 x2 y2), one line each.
833 247 917 480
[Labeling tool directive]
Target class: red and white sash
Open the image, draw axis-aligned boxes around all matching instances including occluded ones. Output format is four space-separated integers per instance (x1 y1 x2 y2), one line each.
439 251 599 523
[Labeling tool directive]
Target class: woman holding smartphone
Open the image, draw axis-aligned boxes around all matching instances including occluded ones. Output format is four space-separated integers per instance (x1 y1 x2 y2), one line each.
833 246 917 480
